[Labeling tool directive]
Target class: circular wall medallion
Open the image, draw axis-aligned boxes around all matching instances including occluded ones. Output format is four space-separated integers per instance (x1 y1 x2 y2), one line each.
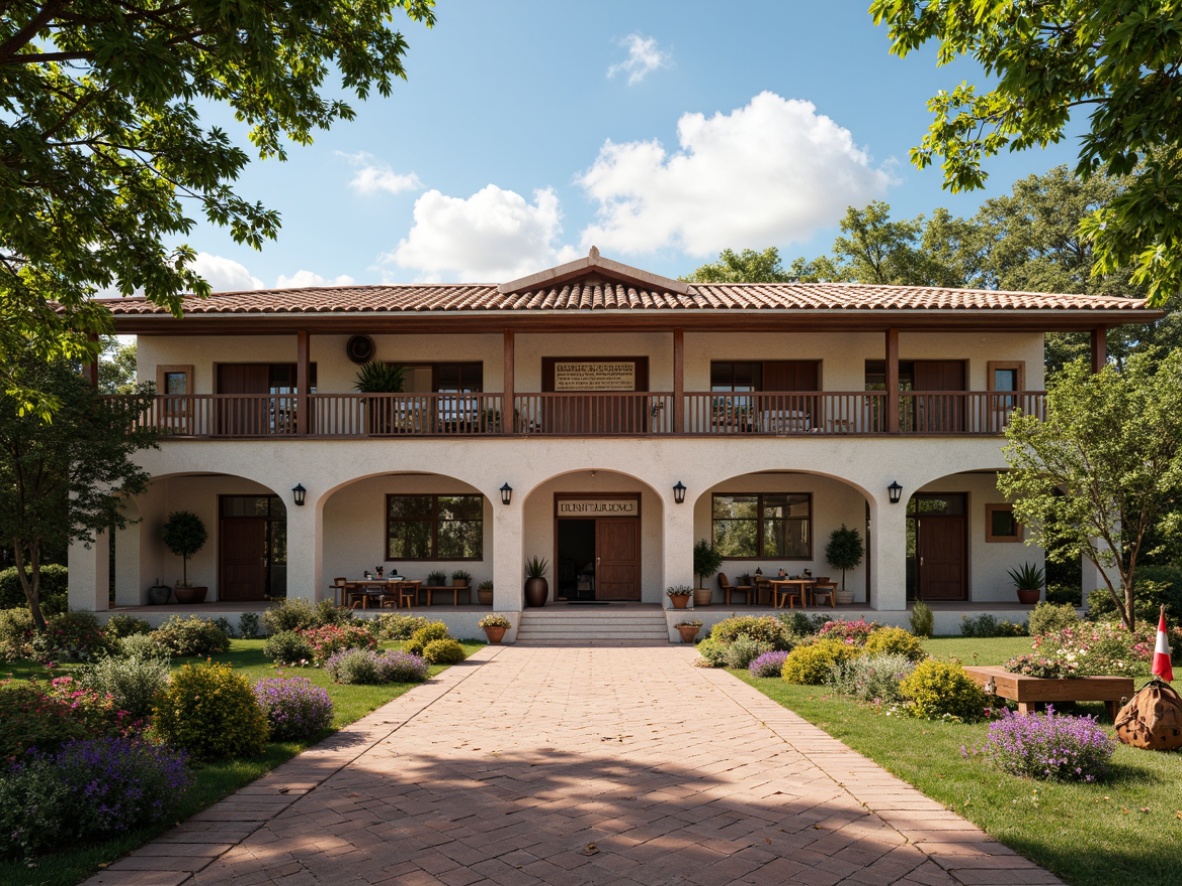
346 335 375 364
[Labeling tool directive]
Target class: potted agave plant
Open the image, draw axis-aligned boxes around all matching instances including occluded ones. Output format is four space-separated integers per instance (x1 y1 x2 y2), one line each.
1009 562 1045 605
524 556 549 607
478 613 512 644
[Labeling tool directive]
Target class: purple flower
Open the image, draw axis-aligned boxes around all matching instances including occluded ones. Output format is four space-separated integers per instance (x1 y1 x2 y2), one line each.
749 650 790 678
253 678 333 741
969 706 1115 782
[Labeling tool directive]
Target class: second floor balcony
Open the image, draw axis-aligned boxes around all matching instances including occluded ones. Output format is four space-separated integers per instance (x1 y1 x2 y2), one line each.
109 390 1047 440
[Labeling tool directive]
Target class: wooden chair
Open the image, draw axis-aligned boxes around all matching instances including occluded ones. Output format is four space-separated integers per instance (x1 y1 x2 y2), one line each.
344 582 368 609
810 581 838 608
398 580 420 609
331 577 348 607
770 582 802 610
717 572 753 605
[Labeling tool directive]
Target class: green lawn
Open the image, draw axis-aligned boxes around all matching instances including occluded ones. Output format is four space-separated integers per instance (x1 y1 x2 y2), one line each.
738 637 1182 886
1 638 483 886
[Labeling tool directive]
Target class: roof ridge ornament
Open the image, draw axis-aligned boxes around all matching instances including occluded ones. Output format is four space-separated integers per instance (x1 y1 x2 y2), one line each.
588 245 599 263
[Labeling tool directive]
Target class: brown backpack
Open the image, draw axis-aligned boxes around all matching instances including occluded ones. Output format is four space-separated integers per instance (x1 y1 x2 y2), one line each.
1114 679 1182 751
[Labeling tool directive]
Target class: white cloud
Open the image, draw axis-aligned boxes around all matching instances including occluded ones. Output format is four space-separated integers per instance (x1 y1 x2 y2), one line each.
577 91 894 256
338 150 423 196
192 253 264 292
275 270 356 289
607 34 670 85
382 185 579 282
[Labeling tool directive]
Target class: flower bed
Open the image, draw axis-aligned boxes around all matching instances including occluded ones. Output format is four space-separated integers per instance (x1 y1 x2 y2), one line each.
964 666 1134 720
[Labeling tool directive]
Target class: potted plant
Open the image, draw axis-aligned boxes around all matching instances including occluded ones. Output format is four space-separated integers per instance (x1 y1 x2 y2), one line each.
450 569 471 588
426 569 448 587
477 579 494 606
478 613 512 644
162 510 208 604
1009 561 1045 605
675 619 703 644
666 584 693 610
524 556 549 607
354 360 405 433
826 524 864 605
693 539 723 607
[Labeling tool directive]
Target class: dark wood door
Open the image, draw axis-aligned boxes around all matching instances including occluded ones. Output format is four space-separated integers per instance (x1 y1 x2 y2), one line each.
220 517 268 601
917 515 966 600
216 364 270 435
913 360 966 432
595 518 641 600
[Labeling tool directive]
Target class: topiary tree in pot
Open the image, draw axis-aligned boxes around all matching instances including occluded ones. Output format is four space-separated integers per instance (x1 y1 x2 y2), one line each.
162 510 208 602
693 539 724 606
825 524 864 604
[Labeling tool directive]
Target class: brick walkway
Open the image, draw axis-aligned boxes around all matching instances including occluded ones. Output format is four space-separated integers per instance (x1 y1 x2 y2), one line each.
86 647 1062 885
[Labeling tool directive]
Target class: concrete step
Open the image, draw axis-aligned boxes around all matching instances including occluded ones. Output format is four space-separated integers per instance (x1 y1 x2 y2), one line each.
516 608 670 645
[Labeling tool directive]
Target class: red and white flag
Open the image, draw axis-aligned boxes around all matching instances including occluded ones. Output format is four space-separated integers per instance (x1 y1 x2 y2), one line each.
1152 606 1173 683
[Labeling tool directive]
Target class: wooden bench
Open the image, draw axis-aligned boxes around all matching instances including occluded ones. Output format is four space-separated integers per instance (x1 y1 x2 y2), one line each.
419 584 472 606
964 666 1135 720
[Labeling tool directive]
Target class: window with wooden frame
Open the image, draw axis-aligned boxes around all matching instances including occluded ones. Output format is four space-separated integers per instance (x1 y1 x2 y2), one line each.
985 503 1022 542
386 494 483 560
711 493 812 559
987 361 1025 399
155 365 193 430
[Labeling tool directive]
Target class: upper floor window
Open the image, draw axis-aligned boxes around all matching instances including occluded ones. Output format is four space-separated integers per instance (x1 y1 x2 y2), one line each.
712 493 812 559
403 363 483 394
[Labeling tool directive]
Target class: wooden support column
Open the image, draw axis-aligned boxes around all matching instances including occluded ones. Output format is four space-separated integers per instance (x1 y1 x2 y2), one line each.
673 328 684 434
885 328 899 433
296 330 309 436
1091 327 1107 373
502 330 515 435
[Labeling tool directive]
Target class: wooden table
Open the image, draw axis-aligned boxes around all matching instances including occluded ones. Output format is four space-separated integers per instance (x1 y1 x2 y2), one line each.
964 666 1135 720
767 579 813 609
341 579 398 609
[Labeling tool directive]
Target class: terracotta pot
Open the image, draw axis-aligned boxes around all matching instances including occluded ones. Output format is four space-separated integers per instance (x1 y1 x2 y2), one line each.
669 594 690 609
483 625 507 645
451 578 469 588
1016 588 1041 605
676 624 701 644
173 586 207 604
478 588 493 606
524 577 549 607
693 587 712 607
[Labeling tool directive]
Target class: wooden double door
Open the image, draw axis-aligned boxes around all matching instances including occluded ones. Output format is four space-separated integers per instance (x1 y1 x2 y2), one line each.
555 517 641 601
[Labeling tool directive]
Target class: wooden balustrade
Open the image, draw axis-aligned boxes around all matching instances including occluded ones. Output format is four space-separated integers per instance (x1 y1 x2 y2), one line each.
102 390 1045 439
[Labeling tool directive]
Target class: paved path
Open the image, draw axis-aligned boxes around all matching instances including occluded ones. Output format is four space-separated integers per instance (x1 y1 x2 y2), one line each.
87 647 1062 886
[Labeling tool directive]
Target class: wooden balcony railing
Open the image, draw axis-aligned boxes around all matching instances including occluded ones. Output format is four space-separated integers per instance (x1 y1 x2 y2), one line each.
106 390 1045 439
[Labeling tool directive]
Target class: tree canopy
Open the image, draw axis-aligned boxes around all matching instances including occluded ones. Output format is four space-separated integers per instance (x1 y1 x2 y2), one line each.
870 0 1182 306
998 350 1182 630
0 0 436 415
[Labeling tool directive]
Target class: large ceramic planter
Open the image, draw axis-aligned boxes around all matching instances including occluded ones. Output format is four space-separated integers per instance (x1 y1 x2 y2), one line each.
148 584 172 605
676 624 701 644
482 625 507 645
173 585 207 604
835 589 854 605
693 587 712 607
524 577 548 607
1016 589 1041 605
669 595 690 609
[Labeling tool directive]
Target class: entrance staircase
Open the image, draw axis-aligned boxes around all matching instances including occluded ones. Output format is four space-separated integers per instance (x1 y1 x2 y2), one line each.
515 606 669 646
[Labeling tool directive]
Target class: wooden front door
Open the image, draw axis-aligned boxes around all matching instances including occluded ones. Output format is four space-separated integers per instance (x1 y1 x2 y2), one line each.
220 517 268 601
595 518 641 601
917 515 966 600
216 364 270 435
912 360 966 433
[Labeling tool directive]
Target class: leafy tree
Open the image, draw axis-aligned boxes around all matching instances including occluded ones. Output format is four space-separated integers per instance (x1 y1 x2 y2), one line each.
0 0 436 415
998 351 1182 630
0 360 157 630
870 0 1182 306
99 337 138 395
681 247 795 283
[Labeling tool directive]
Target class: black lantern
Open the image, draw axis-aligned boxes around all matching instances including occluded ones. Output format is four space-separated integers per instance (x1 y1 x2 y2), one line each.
292 483 306 506
673 481 686 504
887 481 903 504
500 482 513 506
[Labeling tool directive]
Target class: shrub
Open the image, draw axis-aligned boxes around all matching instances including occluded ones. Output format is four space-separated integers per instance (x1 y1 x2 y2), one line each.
960 613 1027 638
32 611 114 662
709 615 793 650
42 676 126 737
314 599 355 627
119 633 159 658
1086 578 1182 626
77 651 171 721
695 637 728 668
777 611 829 639
0 737 191 858
152 662 269 760
723 636 773 669
781 639 861 685
0 681 91 758
1032 621 1156 676
324 648 428 684
0 608 35 662
827 653 917 704
1045 582 1082 606
909 601 934 638
748 650 790 678
261 597 318 634
971 707 1116 782
370 613 430 640
151 615 230 656
863 626 927 662
262 630 314 665
404 621 450 656
1029 601 1080 637
816 618 881 646
898 660 988 721
238 611 261 639
300 623 376 665
253 677 334 740
0 563 69 615
421 638 465 665
104 615 152 639
212 616 236 639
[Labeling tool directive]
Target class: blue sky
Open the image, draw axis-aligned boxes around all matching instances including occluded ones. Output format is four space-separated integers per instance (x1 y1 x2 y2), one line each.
186 1 1084 291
